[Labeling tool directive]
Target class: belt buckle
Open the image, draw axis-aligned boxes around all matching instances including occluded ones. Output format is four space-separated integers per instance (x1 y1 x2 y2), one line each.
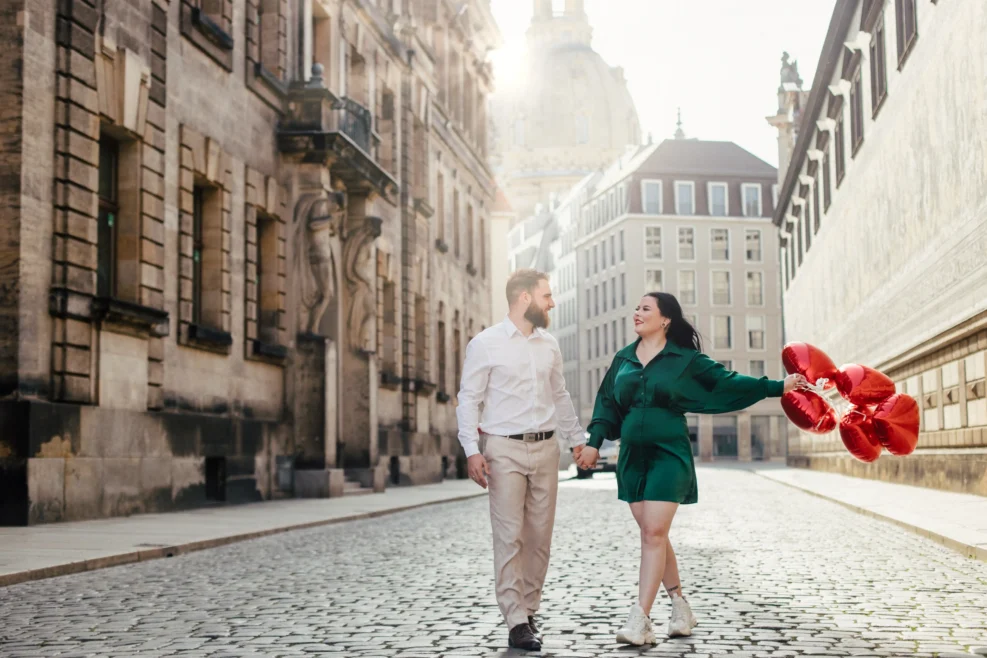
523 433 537 443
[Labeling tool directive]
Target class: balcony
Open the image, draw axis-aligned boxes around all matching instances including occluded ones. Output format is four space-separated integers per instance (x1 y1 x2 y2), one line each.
278 65 397 202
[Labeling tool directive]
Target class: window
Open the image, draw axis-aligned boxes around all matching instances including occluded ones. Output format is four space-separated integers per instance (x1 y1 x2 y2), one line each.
97 136 119 298
646 269 663 292
601 241 607 269
747 316 765 350
612 319 618 352
611 276 616 308
593 244 598 273
453 189 460 257
381 280 398 373
713 316 732 350
812 175 822 234
603 324 609 355
746 271 764 306
684 313 697 328
585 289 590 318
641 180 662 214
594 285 599 315
850 65 864 154
742 184 762 217
586 370 593 395
436 172 446 242
894 0 917 67
870 12 888 113
191 185 209 324
595 327 600 358
796 216 804 266
675 181 695 215
712 271 731 305
645 226 662 260
822 150 832 210
745 229 762 262
749 360 766 378
620 273 626 305
834 113 846 186
621 319 627 345
437 317 446 391
586 330 592 359
804 195 813 252
256 212 280 343
708 183 728 216
619 230 625 261
678 227 695 261
602 281 608 312
610 235 615 264
584 248 590 277
679 270 697 305
575 114 589 144
710 228 730 261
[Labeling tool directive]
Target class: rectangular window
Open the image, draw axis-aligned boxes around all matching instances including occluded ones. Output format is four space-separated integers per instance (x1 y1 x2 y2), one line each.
97 136 119 298
850 65 864 154
601 240 607 269
746 271 764 306
894 0 917 67
610 235 615 264
587 370 592 395
679 270 697 306
812 175 822 234
453 189 460 258
710 228 730 261
256 212 280 343
585 289 591 318
586 329 592 359
797 216 805 266
595 327 600 358
678 227 695 261
620 230 625 261
804 196 813 252
749 360 766 378
437 319 447 392
822 150 832 210
870 13 888 113
708 182 728 216
611 276 617 308
742 184 762 217
603 324 609 356
747 315 765 350
834 114 846 186
645 226 662 260
436 172 446 242
675 181 695 215
584 248 590 277
621 318 627 345
594 285 599 315
641 180 662 214
646 269 663 292
602 281 608 313
745 229 762 262
621 273 626 305
612 319 618 351
713 315 732 350
712 271 731 305
191 185 207 324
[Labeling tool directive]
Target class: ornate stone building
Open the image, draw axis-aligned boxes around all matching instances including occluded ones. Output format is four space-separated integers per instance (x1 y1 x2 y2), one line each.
771 0 987 495
489 0 640 224
0 0 498 525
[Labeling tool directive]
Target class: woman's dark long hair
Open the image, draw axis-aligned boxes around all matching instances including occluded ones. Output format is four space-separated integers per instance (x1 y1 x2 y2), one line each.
644 291 703 352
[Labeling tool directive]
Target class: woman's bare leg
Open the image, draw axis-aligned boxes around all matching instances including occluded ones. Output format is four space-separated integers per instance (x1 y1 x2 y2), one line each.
663 538 683 599
628 501 679 616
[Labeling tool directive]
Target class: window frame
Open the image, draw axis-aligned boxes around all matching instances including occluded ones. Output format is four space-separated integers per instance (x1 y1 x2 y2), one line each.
640 179 663 214
747 315 766 352
745 271 765 307
674 180 695 216
741 183 763 218
744 228 763 263
644 225 663 261
707 182 729 217
645 268 664 293
710 227 731 262
678 269 697 306
678 226 696 262
894 0 918 70
710 269 732 307
712 315 733 351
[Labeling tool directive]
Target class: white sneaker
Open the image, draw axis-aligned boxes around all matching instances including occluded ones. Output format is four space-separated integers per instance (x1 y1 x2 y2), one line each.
667 596 698 637
616 604 658 646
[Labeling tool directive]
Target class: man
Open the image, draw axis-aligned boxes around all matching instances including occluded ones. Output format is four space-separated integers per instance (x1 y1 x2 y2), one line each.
456 269 585 652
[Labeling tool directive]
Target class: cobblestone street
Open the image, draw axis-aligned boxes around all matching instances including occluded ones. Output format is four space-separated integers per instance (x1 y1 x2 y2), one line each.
2 467 986 658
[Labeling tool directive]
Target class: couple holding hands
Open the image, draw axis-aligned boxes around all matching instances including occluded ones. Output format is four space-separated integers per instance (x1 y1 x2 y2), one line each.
456 269 804 651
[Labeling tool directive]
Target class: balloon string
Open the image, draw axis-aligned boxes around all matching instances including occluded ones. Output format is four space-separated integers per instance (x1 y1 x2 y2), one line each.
796 377 850 425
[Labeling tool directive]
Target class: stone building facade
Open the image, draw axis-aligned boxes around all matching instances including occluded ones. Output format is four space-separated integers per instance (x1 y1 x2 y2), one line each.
771 0 987 494
509 136 788 462
0 0 498 525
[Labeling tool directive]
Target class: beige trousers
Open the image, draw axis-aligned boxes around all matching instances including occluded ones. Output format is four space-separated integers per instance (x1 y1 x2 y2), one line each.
483 434 561 630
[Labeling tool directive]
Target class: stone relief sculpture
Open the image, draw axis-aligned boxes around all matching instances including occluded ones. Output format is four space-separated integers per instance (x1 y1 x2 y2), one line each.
292 192 344 336
342 216 383 354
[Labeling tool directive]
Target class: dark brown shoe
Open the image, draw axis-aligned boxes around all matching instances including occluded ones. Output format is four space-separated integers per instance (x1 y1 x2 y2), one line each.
528 615 543 641
508 623 541 651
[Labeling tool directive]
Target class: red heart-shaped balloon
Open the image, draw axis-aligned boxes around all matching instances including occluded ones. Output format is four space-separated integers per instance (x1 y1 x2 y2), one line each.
873 393 919 456
781 390 838 434
782 342 839 388
835 364 896 405
839 405 883 462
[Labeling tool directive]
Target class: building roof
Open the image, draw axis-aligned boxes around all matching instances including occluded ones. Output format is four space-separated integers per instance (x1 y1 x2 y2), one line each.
641 139 778 178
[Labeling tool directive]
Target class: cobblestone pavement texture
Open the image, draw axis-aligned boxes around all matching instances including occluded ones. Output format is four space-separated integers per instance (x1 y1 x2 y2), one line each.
2 468 987 658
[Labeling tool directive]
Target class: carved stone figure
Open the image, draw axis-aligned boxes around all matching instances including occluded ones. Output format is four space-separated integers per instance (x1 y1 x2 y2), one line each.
342 216 383 354
292 193 344 336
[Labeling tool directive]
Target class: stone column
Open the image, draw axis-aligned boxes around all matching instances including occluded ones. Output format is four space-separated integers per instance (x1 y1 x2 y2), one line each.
339 192 382 472
698 414 714 462
738 411 752 462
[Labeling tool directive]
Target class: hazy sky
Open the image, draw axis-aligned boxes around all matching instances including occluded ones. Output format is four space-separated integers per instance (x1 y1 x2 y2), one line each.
489 0 838 168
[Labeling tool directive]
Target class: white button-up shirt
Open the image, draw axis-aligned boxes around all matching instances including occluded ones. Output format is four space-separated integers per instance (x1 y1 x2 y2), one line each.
456 317 585 458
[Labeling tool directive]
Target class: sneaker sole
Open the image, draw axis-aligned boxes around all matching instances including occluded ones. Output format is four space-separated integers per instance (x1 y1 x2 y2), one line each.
616 631 658 646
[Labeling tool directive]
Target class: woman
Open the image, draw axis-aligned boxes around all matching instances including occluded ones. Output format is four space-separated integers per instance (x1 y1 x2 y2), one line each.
576 292 803 645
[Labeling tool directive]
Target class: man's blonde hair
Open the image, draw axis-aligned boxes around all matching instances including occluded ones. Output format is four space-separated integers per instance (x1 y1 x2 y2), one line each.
505 268 548 306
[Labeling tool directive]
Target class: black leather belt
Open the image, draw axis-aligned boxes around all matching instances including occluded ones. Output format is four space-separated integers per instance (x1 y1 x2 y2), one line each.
506 430 554 442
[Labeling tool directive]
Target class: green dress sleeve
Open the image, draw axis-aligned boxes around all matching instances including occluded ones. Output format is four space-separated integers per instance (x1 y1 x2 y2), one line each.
677 353 785 415
586 358 622 450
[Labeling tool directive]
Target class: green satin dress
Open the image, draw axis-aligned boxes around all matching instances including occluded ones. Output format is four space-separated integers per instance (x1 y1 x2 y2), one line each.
586 339 785 504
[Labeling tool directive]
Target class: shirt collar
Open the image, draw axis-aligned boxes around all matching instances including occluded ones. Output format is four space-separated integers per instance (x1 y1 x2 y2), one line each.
502 316 547 340
618 337 689 363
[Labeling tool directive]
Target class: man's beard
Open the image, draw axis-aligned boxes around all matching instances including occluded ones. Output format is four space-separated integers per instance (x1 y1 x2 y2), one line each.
525 301 550 329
